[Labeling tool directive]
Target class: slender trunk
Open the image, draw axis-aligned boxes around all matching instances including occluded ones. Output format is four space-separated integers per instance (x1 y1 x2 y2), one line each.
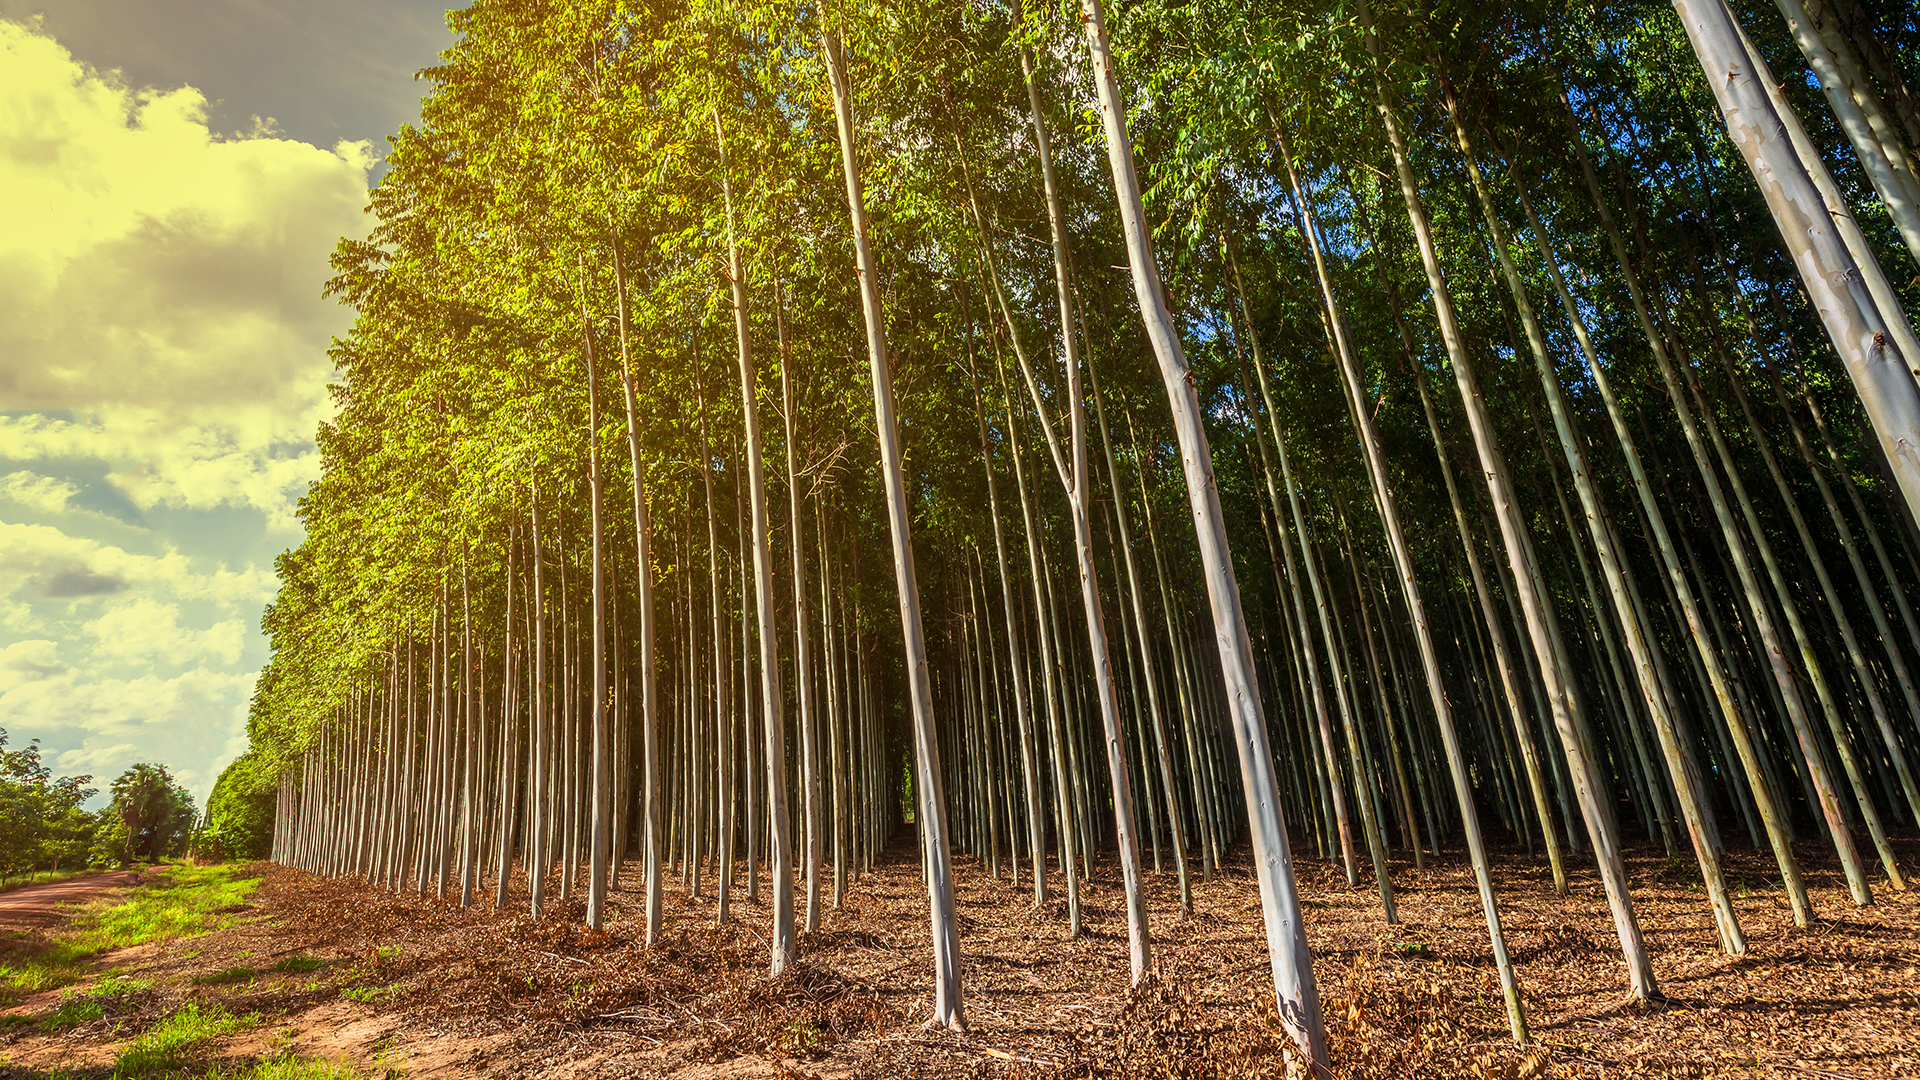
980 62 1148 975
1366 23 1656 998
1559 99 1814 923
1082 0 1324 1064
577 270 612 932
715 108 796 972
1261 136 1528 1032
822 25 965 1030
610 238 663 944
775 284 821 935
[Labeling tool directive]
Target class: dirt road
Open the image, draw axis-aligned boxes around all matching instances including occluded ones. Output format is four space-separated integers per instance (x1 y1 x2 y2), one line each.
0 871 143 932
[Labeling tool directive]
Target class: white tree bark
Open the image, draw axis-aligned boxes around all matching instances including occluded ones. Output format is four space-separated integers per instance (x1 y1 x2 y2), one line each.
1081 0 1325 1066
1672 0 1920 527
822 25 965 1031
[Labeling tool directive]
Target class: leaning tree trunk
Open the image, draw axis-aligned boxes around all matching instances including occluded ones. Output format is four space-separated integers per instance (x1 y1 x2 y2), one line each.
1444 102 1747 957
1262 136 1527 1039
1081 0 1326 1067
1557 102 1814 924
967 359 1047 907
1366 22 1658 1000
1670 0 1920 527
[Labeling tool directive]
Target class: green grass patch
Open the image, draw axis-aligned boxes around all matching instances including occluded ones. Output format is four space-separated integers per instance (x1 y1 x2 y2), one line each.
85 976 153 999
267 956 327 974
0 868 106 896
41 973 154 1027
42 995 103 1028
0 864 263 998
228 1058 362 1079
338 983 397 1004
111 1002 255 1076
191 966 258 987
35 1059 359 1080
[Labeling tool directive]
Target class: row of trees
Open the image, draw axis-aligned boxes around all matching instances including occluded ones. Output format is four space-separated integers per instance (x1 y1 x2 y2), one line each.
0 733 200 875
250 0 1920 1065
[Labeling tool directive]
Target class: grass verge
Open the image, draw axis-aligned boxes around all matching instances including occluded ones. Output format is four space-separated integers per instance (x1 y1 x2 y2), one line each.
0 869 106 896
0 864 263 999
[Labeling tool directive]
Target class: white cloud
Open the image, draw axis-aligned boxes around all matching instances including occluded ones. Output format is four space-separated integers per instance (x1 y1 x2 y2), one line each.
0 511 277 808
0 18 383 810
0 18 369 527
0 470 79 514
86 600 245 667
0 520 276 608
0 638 65 692
0 638 254 799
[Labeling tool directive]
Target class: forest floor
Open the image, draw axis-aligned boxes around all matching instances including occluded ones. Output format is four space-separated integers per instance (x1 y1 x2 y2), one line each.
0 834 1914 1079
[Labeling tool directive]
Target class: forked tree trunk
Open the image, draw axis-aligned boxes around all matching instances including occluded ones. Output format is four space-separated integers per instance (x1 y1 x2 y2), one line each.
1011 26 1150 984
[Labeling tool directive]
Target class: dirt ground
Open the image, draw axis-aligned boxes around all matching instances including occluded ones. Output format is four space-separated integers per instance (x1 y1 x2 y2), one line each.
0 873 136 933
1 833 1914 1079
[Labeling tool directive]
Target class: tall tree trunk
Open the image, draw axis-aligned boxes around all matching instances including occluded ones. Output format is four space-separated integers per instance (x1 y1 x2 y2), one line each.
715 108 797 973
530 489 549 916
1445 102 1747 954
610 238 663 945
1081 0 1325 1065
1558 99 1814 923
821 24 965 1031
776 284 821 935
1365 16 1657 999
1259 133 1528 1034
1670 0 1920 525
1010 27 1150 983
968 353 1047 907
578 269 612 932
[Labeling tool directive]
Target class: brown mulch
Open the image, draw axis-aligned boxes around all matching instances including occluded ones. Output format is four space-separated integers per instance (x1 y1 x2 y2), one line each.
1 832 1914 1078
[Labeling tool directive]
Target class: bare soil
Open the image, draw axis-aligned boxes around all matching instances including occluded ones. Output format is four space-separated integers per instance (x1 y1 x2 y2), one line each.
1 835 1914 1078
0 872 140 933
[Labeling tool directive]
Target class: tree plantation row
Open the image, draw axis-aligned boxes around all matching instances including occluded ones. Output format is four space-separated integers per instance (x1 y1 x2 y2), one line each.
240 0 1920 1068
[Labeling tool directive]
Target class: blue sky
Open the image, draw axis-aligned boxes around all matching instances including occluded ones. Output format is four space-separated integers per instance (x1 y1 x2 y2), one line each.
0 0 453 806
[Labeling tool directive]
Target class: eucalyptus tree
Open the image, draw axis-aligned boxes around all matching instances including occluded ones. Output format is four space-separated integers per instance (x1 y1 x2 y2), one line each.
1083 0 1326 1064
255 0 1920 1054
821 10 966 1032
